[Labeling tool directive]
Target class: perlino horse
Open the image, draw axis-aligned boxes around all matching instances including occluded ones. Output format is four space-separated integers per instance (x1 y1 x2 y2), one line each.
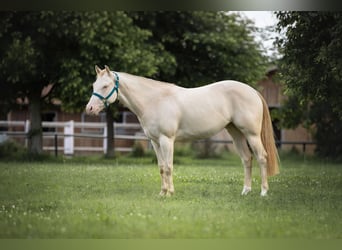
86 65 279 196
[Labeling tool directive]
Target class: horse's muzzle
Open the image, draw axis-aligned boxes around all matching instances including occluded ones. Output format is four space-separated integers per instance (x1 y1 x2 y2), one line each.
85 103 101 116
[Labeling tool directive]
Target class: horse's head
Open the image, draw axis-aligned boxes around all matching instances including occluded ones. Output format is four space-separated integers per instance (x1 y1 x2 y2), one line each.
86 65 119 115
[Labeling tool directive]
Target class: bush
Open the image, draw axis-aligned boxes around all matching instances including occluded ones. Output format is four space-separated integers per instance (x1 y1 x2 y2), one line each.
131 142 146 157
0 139 53 161
0 140 27 158
192 139 222 159
174 142 194 157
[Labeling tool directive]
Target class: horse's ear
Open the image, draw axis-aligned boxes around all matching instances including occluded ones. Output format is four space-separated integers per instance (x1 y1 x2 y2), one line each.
95 65 101 75
104 65 111 76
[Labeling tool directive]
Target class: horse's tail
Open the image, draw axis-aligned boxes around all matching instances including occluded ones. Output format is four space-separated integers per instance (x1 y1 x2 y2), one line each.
257 92 280 176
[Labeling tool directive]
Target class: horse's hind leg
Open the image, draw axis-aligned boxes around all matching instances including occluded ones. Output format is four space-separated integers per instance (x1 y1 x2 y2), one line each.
226 124 253 195
245 134 269 196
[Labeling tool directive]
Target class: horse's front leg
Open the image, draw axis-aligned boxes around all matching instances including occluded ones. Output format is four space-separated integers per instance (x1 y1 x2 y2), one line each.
159 135 175 196
151 140 168 195
151 137 175 196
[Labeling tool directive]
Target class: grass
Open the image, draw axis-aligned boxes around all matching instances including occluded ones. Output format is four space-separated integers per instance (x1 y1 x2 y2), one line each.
0 152 341 238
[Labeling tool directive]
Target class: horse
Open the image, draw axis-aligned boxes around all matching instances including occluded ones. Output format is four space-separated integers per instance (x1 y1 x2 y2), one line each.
86 65 279 196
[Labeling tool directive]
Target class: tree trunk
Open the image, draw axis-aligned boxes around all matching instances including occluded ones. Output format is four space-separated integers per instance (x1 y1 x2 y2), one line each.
28 93 43 155
105 107 115 158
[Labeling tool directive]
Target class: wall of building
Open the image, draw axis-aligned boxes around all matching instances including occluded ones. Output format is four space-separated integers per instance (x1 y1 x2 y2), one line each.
257 69 316 154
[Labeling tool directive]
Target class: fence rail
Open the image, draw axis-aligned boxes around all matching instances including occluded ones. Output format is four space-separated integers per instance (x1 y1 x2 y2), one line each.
0 120 316 156
0 120 149 155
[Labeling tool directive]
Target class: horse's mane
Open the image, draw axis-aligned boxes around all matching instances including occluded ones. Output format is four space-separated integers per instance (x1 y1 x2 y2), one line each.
120 72 179 90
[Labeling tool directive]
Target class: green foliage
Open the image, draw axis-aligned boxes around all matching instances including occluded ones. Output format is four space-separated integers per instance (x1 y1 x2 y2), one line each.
0 140 57 161
56 11 176 112
309 101 342 160
276 12 342 159
0 12 88 153
130 142 146 158
0 11 175 107
0 11 86 98
0 11 176 154
0 140 26 159
0 155 341 238
272 95 308 129
130 11 267 87
192 140 223 159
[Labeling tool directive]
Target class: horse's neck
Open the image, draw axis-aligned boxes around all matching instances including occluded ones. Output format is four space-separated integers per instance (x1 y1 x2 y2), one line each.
118 73 164 118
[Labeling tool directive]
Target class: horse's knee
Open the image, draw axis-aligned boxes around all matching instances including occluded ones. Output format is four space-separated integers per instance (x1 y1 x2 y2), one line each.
163 165 172 176
259 155 267 165
160 165 172 175
242 156 252 167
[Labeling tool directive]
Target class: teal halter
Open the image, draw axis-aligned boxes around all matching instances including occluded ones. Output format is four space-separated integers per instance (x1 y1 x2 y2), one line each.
92 72 119 108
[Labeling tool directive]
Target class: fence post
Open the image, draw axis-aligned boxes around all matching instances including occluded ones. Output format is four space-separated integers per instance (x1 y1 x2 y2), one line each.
302 143 306 154
64 120 74 155
24 120 30 148
54 133 58 157
103 125 107 153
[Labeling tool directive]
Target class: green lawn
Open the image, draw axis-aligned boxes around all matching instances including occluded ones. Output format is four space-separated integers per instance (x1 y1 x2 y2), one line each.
0 153 341 238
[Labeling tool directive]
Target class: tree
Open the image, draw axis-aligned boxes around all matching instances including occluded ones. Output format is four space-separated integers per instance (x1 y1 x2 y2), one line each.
0 11 80 154
0 11 175 156
129 11 267 87
54 11 175 158
276 11 342 159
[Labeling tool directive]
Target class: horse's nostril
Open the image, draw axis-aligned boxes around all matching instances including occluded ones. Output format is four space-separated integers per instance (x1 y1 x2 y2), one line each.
86 105 93 114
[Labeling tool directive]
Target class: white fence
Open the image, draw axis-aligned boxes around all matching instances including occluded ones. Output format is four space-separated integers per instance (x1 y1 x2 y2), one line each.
0 120 149 155
0 120 316 156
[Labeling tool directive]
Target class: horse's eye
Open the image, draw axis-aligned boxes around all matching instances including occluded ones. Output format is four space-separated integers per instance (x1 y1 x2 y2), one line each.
103 85 108 89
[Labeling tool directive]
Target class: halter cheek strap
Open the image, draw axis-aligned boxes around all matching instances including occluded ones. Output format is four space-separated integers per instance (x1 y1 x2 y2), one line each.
92 72 119 108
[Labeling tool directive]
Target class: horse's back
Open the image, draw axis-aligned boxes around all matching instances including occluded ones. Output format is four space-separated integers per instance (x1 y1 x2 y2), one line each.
209 80 259 99
179 80 261 114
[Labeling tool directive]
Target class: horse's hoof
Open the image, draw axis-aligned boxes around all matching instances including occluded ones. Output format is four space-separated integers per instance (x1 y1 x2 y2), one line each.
159 190 167 196
260 189 268 197
241 186 251 195
159 190 174 197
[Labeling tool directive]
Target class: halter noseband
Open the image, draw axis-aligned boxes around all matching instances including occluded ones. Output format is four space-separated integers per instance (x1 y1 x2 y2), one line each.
92 72 119 108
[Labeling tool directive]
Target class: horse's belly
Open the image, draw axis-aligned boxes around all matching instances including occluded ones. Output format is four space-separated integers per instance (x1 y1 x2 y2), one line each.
176 115 229 141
